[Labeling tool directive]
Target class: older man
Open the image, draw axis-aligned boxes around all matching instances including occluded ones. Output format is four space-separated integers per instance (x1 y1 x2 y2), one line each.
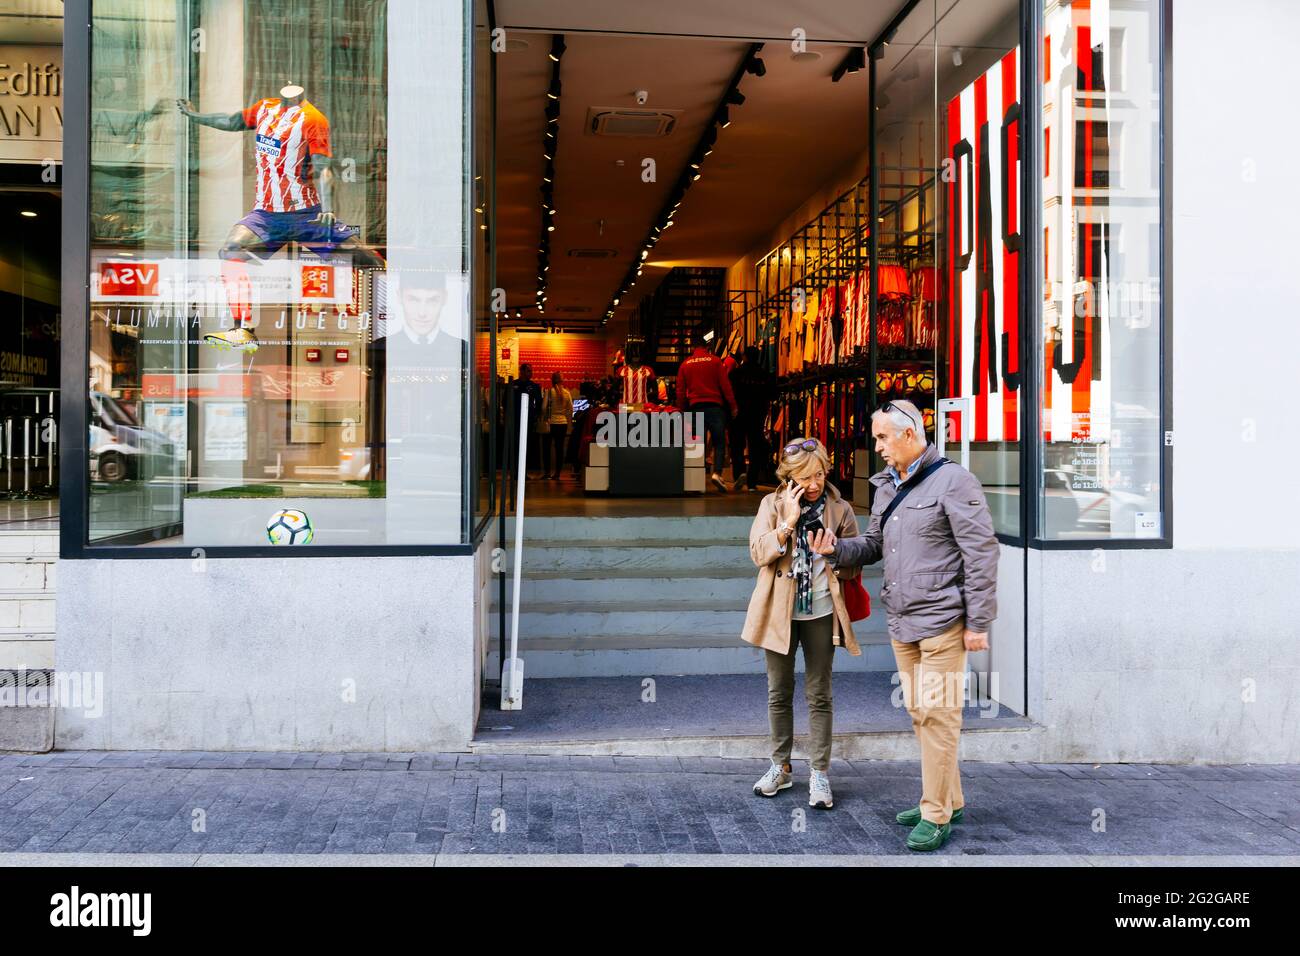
808 399 999 852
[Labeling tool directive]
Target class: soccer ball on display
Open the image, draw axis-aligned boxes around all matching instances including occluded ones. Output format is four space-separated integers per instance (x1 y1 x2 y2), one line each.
266 509 314 545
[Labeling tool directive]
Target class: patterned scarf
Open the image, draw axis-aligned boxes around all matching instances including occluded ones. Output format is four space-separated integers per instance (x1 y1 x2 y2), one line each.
792 489 827 615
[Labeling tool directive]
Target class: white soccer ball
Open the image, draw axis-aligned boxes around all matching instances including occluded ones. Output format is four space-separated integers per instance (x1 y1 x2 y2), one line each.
266 508 314 545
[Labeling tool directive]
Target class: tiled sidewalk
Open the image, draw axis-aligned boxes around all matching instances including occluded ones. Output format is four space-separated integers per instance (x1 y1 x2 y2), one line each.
1 751 1298 859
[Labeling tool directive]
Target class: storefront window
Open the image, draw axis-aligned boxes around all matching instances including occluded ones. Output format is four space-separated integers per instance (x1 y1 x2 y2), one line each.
86 0 468 547
877 0 1022 537
1038 0 1163 540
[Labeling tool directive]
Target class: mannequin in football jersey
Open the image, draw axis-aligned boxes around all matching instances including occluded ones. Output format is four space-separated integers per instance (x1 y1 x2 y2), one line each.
177 84 384 353
618 352 654 408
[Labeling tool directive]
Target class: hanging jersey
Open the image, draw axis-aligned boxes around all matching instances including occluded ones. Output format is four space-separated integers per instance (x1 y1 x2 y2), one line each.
818 288 839 366
789 295 808 375
243 98 332 213
841 275 855 352
804 290 820 364
853 268 870 352
619 364 654 405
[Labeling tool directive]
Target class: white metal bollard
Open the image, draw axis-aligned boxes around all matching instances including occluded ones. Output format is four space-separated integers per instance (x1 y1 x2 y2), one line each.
500 391 529 710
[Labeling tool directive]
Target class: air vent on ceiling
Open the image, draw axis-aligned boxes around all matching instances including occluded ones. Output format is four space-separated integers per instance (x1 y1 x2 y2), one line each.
567 248 619 258
586 107 681 137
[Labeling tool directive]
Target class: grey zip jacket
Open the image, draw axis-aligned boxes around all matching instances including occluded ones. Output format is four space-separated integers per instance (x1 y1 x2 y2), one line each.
830 442 1000 643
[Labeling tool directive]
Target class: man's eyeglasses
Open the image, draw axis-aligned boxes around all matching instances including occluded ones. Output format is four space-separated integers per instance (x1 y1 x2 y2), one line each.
877 401 922 433
783 438 818 458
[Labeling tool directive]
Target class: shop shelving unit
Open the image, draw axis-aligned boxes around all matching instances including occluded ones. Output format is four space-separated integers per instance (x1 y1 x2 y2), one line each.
728 162 943 494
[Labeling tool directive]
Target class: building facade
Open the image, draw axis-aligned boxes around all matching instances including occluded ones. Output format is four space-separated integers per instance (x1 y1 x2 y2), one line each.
1 0 1289 762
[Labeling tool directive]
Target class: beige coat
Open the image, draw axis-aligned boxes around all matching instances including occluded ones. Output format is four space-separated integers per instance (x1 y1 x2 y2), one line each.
740 481 863 657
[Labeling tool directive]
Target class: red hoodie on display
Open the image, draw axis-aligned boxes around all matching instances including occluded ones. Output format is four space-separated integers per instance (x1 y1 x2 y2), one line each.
677 347 738 415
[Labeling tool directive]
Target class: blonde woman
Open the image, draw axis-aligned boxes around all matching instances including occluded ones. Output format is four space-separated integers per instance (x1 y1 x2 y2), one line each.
539 371 574 479
741 438 863 809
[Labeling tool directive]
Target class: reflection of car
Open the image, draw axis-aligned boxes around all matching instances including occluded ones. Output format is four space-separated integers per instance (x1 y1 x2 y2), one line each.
89 391 175 482
338 446 371 480
1042 467 1150 534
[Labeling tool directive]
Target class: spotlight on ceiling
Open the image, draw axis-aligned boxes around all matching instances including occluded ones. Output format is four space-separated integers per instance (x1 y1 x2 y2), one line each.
725 88 745 106
745 54 766 76
547 77 561 100
832 47 867 82
549 35 566 62
717 106 730 128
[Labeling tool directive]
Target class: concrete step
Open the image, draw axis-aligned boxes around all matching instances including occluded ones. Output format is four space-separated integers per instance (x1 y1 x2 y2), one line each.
515 603 748 638
501 566 884 604
486 638 898 678
506 569 756 604
470 721 1042 760
505 514 755 543
521 541 750 573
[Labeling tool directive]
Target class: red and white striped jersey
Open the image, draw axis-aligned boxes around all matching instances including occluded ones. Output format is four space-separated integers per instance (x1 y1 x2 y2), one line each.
619 363 654 405
242 98 332 213
817 287 839 366
853 269 870 351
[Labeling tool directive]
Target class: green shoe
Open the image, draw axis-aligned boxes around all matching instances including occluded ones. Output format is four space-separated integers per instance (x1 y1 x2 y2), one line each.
906 819 951 852
896 805 964 826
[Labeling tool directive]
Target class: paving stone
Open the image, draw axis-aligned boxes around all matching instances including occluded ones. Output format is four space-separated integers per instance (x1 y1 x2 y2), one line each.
0 751 1294 858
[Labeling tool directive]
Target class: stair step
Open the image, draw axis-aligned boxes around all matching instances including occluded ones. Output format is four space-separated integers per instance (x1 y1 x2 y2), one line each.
505 515 755 542
486 640 897 678
517 567 756 580
518 544 749 572
488 631 893 652
507 574 756 603
509 607 747 638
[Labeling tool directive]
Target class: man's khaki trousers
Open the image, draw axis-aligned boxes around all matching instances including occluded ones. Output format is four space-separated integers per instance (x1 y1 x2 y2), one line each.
891 618 967 825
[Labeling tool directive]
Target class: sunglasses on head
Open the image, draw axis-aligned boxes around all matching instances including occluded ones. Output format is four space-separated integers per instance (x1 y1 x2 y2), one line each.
877 401 922 432
782 438 818 458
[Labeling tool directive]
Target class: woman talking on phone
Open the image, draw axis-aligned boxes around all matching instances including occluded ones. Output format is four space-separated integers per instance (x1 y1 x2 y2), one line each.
741 437 864 809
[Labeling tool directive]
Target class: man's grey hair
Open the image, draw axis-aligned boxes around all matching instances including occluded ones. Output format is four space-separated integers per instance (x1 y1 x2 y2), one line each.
871 403 925 439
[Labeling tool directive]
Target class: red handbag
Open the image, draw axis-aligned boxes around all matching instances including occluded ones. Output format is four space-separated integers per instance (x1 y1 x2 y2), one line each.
841 575 871 621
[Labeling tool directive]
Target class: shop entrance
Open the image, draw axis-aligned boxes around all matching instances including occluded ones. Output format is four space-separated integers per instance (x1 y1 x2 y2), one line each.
477 0 1030 750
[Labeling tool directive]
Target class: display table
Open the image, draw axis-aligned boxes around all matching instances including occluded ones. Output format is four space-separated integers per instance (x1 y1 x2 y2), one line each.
584 409 705 495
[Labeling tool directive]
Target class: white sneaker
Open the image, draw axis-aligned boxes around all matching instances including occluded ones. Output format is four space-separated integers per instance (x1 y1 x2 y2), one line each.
710 472 728 493
753 761 793 797
809 769 833 809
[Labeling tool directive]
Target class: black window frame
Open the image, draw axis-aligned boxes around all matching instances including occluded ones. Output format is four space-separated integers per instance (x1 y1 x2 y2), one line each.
866 0 1171 553
59 0 490 560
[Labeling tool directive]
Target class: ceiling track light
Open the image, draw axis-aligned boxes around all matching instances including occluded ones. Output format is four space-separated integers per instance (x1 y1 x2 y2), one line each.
602 43 763 328
549 35 566 62
547 77 561 100
832 47 867 82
